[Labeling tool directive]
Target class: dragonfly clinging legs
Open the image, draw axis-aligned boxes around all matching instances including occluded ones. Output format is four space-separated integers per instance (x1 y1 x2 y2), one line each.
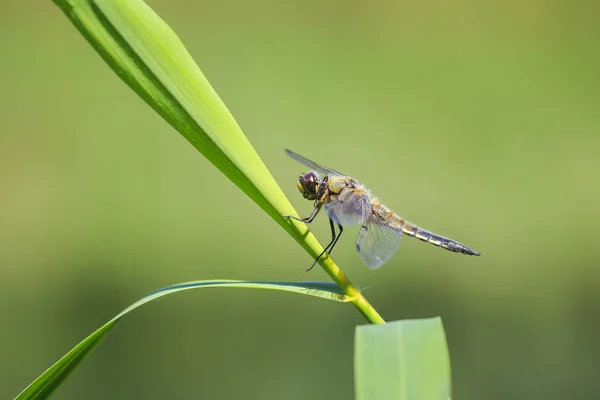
282 149 480 271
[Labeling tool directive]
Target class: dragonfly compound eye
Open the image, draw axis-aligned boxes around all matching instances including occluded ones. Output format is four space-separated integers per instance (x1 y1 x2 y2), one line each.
297 171 320 200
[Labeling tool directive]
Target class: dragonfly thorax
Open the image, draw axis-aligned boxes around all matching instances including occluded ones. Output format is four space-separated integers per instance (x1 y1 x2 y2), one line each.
297 171 321 200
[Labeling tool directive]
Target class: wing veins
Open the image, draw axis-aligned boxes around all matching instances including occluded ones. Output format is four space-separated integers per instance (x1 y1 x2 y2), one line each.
285 149 345 176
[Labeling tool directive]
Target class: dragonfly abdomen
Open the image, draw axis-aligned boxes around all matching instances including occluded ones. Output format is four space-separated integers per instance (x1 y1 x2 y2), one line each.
400 221 480 256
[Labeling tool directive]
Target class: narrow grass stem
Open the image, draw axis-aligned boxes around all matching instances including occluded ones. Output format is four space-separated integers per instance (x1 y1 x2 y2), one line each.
52 0 385 325
321 256 386 324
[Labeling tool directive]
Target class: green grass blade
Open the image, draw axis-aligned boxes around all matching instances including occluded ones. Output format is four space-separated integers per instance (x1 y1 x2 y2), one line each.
354 318 452 400
53 0 314 253
15 280 348 400
52 0 384 324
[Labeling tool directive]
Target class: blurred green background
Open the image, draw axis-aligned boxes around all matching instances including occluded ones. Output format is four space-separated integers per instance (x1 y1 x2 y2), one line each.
1 0 599 399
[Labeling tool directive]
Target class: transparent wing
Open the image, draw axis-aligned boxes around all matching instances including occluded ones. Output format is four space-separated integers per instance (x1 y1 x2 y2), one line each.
324 195 371 226
285 149 345 177
356 219 403 269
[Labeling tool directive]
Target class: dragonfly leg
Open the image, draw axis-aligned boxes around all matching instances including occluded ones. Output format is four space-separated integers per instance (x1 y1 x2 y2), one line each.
281 204 321 224
327 223 344 256
306 220 344 272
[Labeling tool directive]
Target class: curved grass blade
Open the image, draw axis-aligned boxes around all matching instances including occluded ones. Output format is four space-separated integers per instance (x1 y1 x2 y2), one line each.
15 280 348 400
354 318 452 400
51 0 385 324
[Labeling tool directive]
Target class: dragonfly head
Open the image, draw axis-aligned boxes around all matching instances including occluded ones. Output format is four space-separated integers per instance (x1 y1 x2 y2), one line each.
297 171 320 200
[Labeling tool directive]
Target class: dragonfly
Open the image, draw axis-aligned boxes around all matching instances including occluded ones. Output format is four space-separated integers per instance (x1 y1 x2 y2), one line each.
282 149 481 271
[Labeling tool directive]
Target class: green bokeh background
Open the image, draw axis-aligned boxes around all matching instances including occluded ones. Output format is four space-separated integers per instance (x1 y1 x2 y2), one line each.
1 1 599 399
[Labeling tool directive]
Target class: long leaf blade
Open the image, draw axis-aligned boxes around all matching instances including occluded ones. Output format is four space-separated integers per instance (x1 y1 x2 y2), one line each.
354 318 451 400
52 0 384 323
54 0 319 255
16 280 348 400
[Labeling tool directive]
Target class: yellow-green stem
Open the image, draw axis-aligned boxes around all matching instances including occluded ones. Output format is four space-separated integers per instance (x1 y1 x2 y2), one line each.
320 256 386 324
52 0 385 324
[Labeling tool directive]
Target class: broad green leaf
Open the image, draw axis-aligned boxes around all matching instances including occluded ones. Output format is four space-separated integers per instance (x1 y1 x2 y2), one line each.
53 0 322 258
52 0 383 322
354 318 451 400
16 280 348 400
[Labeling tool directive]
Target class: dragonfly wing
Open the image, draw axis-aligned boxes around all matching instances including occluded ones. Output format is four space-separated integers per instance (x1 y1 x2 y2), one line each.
324 192 371 226
356 220 402 269
285 149 345 177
